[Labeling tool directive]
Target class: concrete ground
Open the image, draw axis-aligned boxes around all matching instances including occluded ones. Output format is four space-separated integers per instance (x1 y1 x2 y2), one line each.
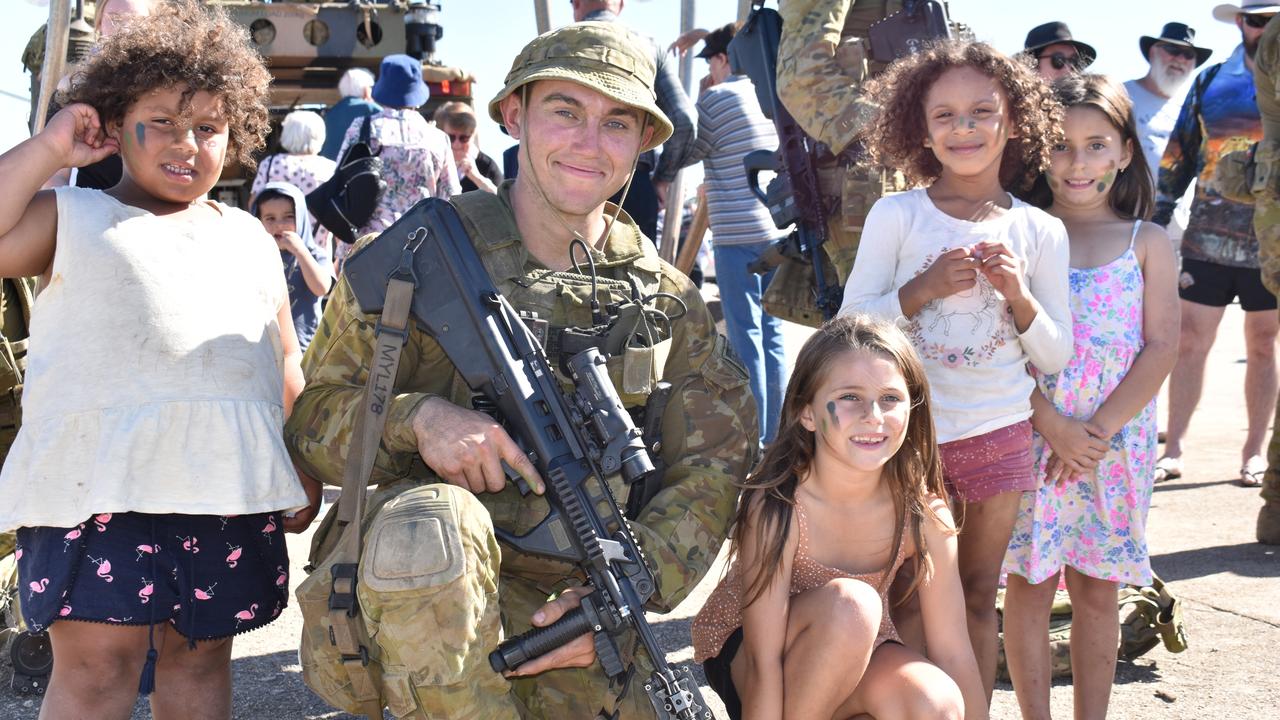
2 303 1276 719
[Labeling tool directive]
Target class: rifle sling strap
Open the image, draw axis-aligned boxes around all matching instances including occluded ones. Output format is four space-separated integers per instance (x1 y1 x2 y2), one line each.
326 273 415 719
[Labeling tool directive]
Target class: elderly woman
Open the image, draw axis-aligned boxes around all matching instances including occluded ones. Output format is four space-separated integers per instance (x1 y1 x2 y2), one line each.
249 110 338 200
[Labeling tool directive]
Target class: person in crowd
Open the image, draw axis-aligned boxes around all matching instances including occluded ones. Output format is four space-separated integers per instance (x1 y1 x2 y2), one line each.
1002 74 1179 720
251 182 334 352
1022 22 1096 83
571 0 697 242
840 41 1072 701
334 53 458 239
285 21 755 718
320 67 379 162
692 314 985 720
678 23 786 444
0 3 322 718
1153 0 1280 487
433 100 503 193
249 110 336 202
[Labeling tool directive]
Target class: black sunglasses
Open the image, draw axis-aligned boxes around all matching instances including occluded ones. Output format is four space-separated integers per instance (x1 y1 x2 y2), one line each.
1244 13 1276 29
1041 52 1083 71
1156 43 1197 61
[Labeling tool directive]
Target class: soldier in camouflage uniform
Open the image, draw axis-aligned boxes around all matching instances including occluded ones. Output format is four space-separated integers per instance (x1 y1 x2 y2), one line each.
1217 13 1280 544
285 21 757 719
0 277 36 656
775 0 906 291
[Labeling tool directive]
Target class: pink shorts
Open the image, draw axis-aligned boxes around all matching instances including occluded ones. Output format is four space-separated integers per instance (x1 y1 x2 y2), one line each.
939 421 1035 503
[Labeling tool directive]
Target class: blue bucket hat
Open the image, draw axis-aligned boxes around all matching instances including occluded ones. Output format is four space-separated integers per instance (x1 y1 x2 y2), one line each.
372 54 430 109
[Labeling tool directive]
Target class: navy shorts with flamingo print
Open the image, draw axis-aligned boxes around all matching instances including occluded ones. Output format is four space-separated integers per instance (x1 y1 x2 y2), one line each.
15 511 289 641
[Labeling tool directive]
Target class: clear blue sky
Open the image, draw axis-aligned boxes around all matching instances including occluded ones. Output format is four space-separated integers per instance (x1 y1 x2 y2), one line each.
0 1 1255 162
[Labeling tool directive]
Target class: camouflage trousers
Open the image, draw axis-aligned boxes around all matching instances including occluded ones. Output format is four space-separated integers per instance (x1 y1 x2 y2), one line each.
1251 146 1280 544
299 481 660 719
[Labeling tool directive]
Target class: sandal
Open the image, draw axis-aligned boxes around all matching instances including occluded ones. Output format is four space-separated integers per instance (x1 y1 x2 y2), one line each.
1240 456 1266 487
1153 456 1182 484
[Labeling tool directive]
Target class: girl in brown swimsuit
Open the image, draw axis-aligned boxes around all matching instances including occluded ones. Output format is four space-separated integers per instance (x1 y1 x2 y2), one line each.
691 315 988 719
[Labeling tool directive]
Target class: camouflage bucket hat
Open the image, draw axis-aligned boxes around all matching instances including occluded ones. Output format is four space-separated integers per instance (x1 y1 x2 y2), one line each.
489 21 674 153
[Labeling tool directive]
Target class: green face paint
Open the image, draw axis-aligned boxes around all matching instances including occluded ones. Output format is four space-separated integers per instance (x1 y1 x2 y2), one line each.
134 122 145 147
826 400 839 429
1097 168 1116 194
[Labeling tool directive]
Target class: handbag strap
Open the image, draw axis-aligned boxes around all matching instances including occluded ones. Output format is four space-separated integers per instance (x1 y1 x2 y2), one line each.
359 114 373 146
324 251 416 718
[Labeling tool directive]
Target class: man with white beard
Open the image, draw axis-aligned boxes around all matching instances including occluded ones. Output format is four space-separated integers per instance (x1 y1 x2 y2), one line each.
1125 24 1213 188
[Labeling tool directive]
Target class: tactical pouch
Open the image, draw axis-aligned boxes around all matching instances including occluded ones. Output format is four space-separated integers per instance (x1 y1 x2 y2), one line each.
761 249 841 329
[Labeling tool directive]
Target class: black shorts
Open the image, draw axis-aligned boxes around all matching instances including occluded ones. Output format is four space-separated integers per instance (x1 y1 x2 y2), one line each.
702 627 743 720
16 511 289 641
1179 258 1278 311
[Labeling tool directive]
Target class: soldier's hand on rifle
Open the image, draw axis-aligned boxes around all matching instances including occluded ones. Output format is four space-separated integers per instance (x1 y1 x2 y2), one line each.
900 246 978 316
410 396 545 495
503 586 597 677
39 103 119 169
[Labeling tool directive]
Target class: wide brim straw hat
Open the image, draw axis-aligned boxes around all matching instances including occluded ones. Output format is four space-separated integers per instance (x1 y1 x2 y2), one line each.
488 21 673 153
1213 3 1280 23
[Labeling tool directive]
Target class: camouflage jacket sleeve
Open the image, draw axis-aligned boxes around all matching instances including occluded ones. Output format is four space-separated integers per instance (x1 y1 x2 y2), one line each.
284 257 454 486
1253 17 1280 296
777 0 877 153
632 269 757 611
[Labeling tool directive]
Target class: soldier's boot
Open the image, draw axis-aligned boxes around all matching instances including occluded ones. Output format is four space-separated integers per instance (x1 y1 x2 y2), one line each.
1258 398 1280 544
358 483 520 719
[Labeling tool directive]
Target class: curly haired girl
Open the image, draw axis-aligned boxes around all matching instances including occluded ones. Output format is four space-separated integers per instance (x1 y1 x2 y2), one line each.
839 40 1074 702
692 315 986 720
0 2 321 717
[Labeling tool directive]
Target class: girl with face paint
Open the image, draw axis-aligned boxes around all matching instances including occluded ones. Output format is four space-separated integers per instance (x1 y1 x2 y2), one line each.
1002 73 1180 720
691 315 987 720
0 3 322 718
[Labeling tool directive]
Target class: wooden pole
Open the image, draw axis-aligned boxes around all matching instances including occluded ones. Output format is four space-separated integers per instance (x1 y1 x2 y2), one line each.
34 0 72 135
737 0 754 23
674 202 709 276
658 0 696 263
532 0 551 35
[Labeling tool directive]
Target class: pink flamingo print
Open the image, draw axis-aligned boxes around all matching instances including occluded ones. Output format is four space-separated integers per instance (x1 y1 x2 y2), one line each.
93 513 112 532
233 603 258 628
177 536 199 553
13 547 21 561
27 578 48 599
62 526 83 551
138 578 154 605
275 566 287 588
261 516 277 543
59 604 72 617
194 583 218 601
225 544 242 569
135 543 159 562
87 555 113 583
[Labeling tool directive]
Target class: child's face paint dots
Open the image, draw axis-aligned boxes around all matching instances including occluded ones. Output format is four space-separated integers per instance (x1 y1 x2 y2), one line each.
113 85 230 206
1048 105 1132 208
801 350 912 479
922 65 1017 182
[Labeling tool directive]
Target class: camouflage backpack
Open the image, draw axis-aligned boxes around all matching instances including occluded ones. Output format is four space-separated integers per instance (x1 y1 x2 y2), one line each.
995 574 1189 681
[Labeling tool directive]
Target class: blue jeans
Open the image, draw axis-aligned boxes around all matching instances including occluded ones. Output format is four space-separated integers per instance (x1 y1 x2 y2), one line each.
713 241 785 444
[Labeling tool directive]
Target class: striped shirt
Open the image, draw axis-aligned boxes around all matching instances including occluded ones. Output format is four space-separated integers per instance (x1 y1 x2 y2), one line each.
685 75 788 246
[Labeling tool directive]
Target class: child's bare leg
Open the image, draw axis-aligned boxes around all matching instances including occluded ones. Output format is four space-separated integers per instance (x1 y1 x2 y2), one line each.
835 642 964 720
955 490 1023 699
40 621 150 720
1062 568 1119 720
731 578 881 719
150 624 233 720
1002 571 1060 720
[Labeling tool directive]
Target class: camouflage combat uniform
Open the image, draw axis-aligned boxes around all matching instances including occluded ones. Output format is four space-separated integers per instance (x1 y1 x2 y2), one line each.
286 22 757 719
0 278 35 631
775 0 905 285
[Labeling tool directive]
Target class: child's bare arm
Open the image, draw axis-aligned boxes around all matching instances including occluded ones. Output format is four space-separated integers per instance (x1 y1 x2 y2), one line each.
0 104 118 278
916 498 988 720
1087 223 1179 438
277 302 322 532
737 497 797 720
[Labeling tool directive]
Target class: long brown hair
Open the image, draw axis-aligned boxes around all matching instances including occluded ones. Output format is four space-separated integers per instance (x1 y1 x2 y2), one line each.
861 40 1063 192
1020 74 1155 219
732 315 950 605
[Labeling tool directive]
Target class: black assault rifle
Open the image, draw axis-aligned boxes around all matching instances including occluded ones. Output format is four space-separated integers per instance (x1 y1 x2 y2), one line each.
342 199 713 720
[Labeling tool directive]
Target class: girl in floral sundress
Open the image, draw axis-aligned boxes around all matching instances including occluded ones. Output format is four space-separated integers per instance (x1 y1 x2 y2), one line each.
1002 74 1180 720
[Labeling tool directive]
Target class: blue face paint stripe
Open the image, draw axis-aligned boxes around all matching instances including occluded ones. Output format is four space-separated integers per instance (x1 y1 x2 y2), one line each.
135 122 145 146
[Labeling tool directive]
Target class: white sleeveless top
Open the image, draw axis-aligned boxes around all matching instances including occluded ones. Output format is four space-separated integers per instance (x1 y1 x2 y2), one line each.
0 187 307 531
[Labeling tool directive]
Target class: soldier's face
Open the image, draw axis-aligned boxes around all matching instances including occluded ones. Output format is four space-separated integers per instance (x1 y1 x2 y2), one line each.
799 350 911 480
922 66 1016 181
502 80 654 217
1046 105 1132 209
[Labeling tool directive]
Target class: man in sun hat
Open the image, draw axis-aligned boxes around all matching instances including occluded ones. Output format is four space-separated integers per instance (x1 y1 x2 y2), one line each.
332 53 459 240
1022 21 1097 82
1153 1 1279 492
1126 23 1213 188
287 21 755 719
